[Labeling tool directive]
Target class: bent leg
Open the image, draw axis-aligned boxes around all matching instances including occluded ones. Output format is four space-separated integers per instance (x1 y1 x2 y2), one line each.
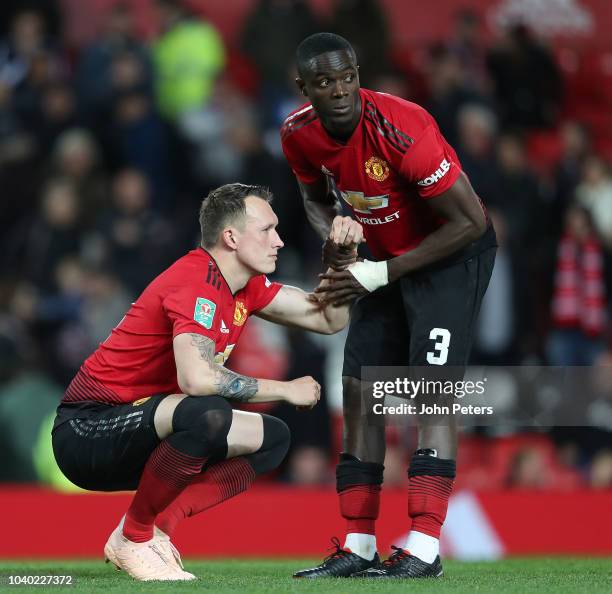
123 395 233 542
156 412 290 537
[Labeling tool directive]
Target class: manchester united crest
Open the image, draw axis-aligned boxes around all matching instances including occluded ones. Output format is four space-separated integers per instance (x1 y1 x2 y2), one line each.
365 156 389 182
233 301 248 326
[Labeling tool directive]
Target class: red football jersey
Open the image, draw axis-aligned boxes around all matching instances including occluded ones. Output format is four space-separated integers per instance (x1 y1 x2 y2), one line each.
281 88 464 260
63 248 282 404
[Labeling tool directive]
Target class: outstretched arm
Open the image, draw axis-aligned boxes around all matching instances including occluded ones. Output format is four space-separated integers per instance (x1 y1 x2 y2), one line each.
255 279 350 335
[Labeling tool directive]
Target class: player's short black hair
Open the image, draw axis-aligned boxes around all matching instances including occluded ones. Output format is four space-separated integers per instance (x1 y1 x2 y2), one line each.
296 32 356 77
199 183 273 249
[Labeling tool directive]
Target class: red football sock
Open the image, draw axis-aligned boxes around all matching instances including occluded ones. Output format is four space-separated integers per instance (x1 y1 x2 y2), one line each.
408 475 454 538
156 457 256 537
123 440 207 543
339 484 381 536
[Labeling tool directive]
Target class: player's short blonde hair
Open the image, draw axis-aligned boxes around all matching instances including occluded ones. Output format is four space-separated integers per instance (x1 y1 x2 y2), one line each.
199 183 273 249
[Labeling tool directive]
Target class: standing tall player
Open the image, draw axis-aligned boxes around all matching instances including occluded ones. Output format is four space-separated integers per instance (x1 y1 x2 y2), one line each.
52 183 353 582
281 33 497 579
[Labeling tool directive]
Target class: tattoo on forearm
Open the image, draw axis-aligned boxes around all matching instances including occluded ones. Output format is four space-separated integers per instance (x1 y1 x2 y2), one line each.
188 334 259 402
214 372 258 402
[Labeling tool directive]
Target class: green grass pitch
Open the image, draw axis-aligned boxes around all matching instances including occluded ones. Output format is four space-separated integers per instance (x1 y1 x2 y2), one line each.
0 558 610 593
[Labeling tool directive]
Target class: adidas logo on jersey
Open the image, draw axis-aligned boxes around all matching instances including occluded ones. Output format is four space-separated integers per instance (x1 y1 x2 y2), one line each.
417 159 451 187
220 320 229 334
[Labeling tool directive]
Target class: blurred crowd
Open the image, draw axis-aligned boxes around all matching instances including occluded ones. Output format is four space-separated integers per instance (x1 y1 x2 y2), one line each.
0 0 610 490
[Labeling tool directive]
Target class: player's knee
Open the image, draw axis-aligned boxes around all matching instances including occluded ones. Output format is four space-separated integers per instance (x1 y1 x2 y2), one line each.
173 396 233 450
262 414 290 456
199 407 233 446
248 415 290 475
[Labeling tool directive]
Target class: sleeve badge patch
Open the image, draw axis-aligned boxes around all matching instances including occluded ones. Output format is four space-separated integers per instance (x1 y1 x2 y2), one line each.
194 297 217 329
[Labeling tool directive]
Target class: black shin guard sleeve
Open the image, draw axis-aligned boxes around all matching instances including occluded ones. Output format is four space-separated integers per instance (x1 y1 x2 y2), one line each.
408 453 456 478
336 453 384 492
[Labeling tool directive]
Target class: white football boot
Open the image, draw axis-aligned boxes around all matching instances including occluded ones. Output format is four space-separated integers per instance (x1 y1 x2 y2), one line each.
104 517 195 581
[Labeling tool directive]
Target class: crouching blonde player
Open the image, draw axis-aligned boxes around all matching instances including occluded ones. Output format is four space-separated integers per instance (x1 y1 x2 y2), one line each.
52 184 356 581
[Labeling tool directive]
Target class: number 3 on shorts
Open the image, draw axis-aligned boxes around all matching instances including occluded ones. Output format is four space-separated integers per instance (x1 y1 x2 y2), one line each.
426 328 451 365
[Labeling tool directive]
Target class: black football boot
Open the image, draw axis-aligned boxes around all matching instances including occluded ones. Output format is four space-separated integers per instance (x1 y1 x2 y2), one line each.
354 546 443 579
293 537 380 578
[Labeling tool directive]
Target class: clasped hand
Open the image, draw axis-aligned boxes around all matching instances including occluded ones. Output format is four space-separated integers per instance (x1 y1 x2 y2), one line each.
315 216 369 306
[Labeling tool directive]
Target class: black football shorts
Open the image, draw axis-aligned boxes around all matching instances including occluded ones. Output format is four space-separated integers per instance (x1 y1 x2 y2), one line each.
51 395 165 491
343 246 496 378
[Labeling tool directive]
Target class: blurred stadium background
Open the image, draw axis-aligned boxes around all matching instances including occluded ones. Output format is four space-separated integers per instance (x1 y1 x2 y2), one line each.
0 0 611 560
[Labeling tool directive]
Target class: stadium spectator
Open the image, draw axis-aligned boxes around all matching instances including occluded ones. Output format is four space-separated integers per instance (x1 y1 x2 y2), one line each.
494 134 542 245
548 205 607 366
241 0 320 129
0 79 33 165
328 0 390 88
51 128 107 229
486 23 563 130
425 45 488 148
0 79 38 242
152 0 225 119
177 79 260 187
0 9 50 90
35 82 79 154
95 168 176 295
13 49 66 131
81 267 132 348
551 121 591 237
105 86 174 209
575 155 612 249
16 178 82 293
456 103 500 204
76 2 152 121
448 9 487 93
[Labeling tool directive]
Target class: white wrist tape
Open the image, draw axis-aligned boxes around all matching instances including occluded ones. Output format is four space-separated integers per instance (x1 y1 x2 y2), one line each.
347 259 389 292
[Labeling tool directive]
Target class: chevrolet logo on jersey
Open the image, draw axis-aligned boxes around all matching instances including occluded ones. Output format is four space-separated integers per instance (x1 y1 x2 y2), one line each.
341 190 389 214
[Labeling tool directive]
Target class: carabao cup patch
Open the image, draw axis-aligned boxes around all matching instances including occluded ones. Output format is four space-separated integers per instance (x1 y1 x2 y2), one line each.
194 297 216 329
